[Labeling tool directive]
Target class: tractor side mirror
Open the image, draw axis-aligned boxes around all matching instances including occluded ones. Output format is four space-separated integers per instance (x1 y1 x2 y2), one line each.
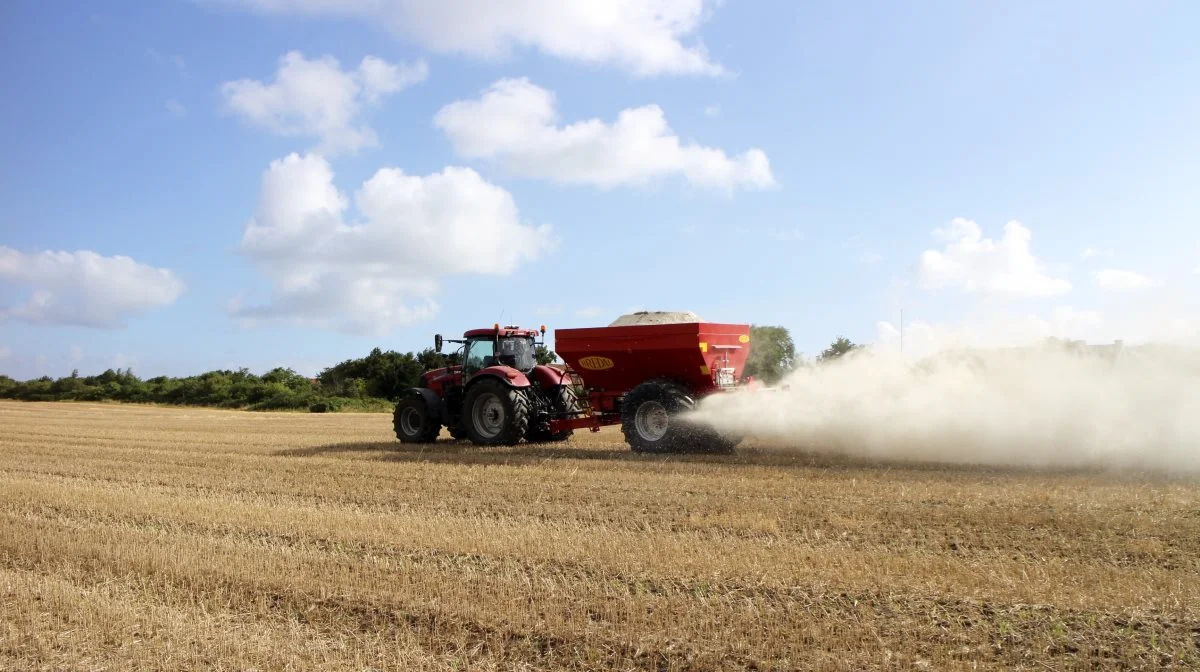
434 334 443 353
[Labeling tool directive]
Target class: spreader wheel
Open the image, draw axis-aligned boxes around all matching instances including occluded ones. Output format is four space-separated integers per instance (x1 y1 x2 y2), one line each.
621 379 741 454
620 379 696 453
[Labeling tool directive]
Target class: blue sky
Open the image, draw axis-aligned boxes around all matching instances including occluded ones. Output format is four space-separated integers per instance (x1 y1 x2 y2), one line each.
1 0 1198 379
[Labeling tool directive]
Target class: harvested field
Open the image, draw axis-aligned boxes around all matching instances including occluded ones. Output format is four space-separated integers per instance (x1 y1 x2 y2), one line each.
1 400 1198 670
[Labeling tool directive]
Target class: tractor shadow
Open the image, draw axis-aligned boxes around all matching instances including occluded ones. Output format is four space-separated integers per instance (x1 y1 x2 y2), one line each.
272 438 1174 481
277 439 696 466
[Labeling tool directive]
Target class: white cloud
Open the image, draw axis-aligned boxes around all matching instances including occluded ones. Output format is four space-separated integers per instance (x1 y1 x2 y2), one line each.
0 247 184 328
1093 268 1162 290
434 78 774 190
915 218 1071 298
165 99 187 117
704 105 721 118
1080 247 1112 261
234 153 555 334
207 0 722 77
220 51 427 154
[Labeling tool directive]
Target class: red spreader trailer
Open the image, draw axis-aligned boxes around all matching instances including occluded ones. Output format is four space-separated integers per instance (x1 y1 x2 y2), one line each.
550 320 751 452
391 312 751 453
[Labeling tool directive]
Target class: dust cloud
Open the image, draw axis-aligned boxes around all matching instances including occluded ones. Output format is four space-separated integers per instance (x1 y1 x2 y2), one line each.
696 341 1200 472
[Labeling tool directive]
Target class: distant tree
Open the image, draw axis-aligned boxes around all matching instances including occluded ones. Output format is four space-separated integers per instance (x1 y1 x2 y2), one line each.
743 325 797 384
534 345 558 365
345 378 368 398
417 348 449 372
0 375 18 398
818 335 861 362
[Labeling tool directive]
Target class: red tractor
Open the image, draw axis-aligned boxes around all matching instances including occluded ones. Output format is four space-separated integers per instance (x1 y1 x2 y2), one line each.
392 313 752 453
392 324 581 446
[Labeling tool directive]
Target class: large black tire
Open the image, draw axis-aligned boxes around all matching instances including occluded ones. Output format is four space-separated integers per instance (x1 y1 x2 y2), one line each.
393 395 441 443
527 385 580 443
621 380 740 454
462 378 530 446
621 379 694 453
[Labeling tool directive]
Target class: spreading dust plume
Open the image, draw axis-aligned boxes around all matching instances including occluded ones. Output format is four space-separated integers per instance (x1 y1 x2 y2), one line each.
696 341 1200 472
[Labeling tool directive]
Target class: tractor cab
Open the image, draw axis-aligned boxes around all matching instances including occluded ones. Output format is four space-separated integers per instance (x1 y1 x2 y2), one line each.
462 330 537 374
436 325 544 377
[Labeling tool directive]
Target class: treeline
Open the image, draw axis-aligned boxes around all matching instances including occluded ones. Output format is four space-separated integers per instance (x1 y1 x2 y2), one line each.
0 330 809 412
0 347 468 412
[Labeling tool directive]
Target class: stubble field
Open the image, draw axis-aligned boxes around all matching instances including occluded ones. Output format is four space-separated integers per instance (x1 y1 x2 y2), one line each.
1 400 1198 671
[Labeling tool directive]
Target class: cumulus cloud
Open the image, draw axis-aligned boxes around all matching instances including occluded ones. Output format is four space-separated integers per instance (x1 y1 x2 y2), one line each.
1094 268 1162 290
1080 247 1112 261
165 99 187 117
915 218 1070 298
221 51 427 154
206 0 722 76
234 153 555 334
0 247 185 328
434 78 774 190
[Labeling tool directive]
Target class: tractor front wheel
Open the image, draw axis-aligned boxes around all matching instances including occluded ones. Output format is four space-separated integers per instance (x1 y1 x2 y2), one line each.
462 379 530 446
393 394 441 443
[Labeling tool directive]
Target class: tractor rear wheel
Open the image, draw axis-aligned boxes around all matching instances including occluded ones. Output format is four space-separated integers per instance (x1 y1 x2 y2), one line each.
528 385 580 443
462 378 530 446
393 394 441 443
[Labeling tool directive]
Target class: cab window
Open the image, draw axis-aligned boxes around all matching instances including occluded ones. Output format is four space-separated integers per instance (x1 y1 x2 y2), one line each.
463 338 495 373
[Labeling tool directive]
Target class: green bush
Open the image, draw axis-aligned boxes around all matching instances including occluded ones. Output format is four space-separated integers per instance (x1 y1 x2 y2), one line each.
0 348 422 413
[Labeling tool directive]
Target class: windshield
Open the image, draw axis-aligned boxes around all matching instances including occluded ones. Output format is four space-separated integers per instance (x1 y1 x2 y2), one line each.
496 336 536 372
463 336 536 373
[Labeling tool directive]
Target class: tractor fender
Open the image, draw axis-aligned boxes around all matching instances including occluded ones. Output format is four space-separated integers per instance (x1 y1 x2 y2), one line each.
404 387 445 420
530 364 571 389
468 366 531 389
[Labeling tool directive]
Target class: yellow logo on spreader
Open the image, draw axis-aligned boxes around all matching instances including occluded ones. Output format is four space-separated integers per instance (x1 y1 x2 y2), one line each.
578 356 615 371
